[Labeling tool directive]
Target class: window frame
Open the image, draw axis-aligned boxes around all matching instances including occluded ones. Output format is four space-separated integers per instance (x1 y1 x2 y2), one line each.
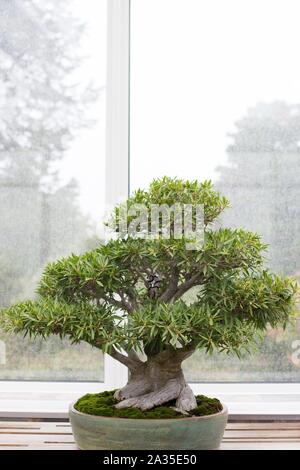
0 0 299 419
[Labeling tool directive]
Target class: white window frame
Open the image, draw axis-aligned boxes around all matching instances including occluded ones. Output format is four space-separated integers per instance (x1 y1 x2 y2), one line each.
0 0 299 419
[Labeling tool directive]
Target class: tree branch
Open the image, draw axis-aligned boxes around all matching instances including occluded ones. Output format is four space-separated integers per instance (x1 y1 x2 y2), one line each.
159 266 180 302
101 292 134 314
146 343 196 364
127 349 144 363
172 273 204 302
118 292 135 314
108 347 141 371
174 343 196 362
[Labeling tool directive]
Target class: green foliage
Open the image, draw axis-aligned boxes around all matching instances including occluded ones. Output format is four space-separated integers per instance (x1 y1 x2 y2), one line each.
1 298 119 348
116 270 295 354
1 177 297 359
109 178 229 231
123 302 258 355
74 390 222 418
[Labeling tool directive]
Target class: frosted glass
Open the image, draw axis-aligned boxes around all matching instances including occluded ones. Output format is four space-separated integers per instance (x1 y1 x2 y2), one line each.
131 0 300 382
0 0 107 381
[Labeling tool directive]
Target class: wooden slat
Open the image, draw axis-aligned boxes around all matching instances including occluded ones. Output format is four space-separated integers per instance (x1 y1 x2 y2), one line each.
224 430 300 438
27 445 78 450
0 444 77 450
0 423 71 435
0 444 28 448
0 434 75 445
0 421 71 425
226 422 300 430
0 428 72 435
0 421 299 450
220 442 300 450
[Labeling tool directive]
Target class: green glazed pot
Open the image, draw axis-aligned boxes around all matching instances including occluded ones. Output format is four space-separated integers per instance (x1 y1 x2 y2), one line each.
69 403 228 450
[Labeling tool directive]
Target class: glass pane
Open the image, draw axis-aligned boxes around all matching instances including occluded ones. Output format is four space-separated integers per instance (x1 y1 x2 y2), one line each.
0 0 107 381
130 0 300 382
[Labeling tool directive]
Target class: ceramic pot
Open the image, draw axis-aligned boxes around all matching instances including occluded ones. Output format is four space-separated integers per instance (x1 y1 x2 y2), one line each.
69 403 228 450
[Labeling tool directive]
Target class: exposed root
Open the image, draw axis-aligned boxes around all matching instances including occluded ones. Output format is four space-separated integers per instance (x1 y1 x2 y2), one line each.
175 384 197 413
113 349 198 414
114 377 151 401
115 379 183 411
171 407 190 416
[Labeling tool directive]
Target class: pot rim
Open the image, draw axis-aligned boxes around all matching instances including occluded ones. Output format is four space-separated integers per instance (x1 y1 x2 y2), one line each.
69 401 228 423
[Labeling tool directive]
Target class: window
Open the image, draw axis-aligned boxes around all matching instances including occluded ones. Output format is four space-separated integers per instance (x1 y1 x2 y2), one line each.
130 0 300 383
0 0 108 382
1 0 299 418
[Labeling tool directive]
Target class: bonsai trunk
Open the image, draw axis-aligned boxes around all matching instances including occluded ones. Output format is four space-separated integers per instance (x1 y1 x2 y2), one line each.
114 348 197 413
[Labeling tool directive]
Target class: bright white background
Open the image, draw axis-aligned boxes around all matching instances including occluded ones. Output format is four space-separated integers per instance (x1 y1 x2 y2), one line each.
59 0 107 225
130 0 300 188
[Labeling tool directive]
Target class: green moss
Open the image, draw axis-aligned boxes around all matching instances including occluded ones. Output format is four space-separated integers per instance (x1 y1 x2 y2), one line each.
193 395 223 416
74 390 223 419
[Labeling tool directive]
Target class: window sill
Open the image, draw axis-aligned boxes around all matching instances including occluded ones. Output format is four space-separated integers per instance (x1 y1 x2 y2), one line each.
0 382 299 420
0 381 105 418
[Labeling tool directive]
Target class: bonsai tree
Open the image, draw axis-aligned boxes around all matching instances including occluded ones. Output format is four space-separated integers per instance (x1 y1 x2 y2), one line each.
1 178 297 413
